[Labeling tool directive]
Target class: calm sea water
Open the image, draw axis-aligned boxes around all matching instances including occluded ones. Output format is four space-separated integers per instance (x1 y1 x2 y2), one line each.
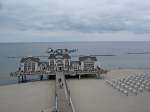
0 42 150 85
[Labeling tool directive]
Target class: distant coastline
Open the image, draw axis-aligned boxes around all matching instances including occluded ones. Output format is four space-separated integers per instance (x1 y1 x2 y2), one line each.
127 52 150 54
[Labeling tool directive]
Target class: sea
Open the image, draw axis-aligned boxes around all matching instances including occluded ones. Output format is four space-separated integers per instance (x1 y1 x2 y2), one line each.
0 42 150 85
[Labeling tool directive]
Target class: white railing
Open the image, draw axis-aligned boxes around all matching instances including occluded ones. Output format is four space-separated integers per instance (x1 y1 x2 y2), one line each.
69 96 76 112
64 77 76 112
55 95 58 111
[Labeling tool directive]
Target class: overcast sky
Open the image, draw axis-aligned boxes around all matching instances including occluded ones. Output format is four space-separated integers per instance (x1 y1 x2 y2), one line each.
0 0 150 42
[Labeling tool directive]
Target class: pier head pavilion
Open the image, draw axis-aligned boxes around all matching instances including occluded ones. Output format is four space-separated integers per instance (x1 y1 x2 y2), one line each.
11 48 107 82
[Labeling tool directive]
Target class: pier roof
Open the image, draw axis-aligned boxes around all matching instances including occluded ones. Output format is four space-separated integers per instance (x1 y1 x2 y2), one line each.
38 62 49 66
63 54 71 59
48 54 71 59
20 57 40 63
48 54 56 59
79 56 97 61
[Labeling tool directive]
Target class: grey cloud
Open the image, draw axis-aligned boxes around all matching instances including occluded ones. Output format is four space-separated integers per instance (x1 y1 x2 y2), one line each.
1 0 150 34
0 1 2 9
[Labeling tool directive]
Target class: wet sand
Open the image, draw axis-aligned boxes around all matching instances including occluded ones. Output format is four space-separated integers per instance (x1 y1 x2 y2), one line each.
68 69 150 112
0 81 55 112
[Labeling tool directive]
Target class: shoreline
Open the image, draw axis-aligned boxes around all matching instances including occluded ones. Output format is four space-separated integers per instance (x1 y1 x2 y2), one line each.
0 69 150 112
1 68 150 86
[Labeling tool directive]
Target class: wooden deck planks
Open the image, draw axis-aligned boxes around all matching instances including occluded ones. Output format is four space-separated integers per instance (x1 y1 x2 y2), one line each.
56 72 73 112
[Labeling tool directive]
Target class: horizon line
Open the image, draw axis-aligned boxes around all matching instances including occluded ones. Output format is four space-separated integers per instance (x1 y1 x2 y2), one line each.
0 40 150 43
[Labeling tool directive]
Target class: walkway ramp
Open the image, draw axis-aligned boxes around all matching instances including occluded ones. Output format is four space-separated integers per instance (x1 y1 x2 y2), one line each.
56 72 74 112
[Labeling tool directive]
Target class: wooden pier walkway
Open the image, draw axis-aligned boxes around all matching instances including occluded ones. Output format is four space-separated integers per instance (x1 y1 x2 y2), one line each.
55 72 74 112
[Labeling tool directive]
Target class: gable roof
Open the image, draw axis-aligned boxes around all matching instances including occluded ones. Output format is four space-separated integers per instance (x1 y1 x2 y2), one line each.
63 54 71 59
48 54 56 59
38 62 49 66
48 53 71 59
20 57 40 63
79 56 97 61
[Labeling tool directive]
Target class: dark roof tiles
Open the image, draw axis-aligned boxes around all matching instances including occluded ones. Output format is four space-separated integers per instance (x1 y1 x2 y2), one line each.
79 56 97 61
20 57 40 63
48 53 71 59
63 54 71 59
38 62 49 66
48 54 56 59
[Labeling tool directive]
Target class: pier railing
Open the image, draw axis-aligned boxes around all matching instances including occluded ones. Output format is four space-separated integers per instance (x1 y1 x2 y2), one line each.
64 77 70 98
10 69 105 76
55 72 76 112
55 78 58 111
64 77 75 112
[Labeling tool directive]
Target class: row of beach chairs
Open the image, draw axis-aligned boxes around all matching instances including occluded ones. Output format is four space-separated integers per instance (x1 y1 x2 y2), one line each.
105 74 150 96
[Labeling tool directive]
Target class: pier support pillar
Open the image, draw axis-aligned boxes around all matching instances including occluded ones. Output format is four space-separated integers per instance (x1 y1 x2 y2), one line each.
24 75 27 82
40 75 43 80
18 76 21 83
79 74 81 80
21 75 24 82
47 75 51 80
97 73 100 79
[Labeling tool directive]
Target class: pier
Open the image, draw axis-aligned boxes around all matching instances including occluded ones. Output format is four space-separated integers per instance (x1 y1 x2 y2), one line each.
10 48 107 82
10 70 103 83
55 72 75 112
9 48 107 112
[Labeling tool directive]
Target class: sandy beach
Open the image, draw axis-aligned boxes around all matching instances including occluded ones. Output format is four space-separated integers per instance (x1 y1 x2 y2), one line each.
0 69 150 112
68 69 150 112
0 81 55 112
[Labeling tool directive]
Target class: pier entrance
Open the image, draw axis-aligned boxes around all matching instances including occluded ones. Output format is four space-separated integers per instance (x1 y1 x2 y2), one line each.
56 60 64 72
58 67 63 71
56 65 64 72
56 72 74 112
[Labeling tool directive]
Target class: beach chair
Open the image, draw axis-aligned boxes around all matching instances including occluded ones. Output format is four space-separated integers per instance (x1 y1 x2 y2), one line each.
145 86 150 91
123 90 128 96
134 85 138 90
128 87 133 92
141 84 145 89
138 87 143 92
132 89 138 96
119 88 124 92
